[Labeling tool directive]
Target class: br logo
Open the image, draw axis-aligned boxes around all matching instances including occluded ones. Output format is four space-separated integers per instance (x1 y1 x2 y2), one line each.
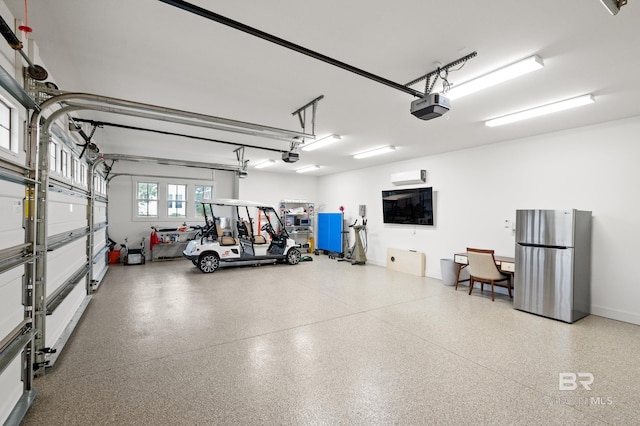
558 372 594 391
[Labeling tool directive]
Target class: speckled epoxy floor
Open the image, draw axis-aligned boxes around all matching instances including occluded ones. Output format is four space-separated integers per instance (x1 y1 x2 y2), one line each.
20 256 640 425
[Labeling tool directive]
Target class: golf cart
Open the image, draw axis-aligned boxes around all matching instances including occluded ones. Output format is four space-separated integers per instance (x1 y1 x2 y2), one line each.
183 199 302 273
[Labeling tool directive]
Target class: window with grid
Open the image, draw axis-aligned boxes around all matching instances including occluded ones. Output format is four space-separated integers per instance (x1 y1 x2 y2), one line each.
137 182 158 217
168 184 187 217
0 99 11 152
194 185 212 217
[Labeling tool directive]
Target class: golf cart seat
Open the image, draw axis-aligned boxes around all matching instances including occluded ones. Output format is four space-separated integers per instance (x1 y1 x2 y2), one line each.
216 224 237 246
243 220 268 244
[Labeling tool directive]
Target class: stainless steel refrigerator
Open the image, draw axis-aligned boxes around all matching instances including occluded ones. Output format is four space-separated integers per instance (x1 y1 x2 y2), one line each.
514 209 592 323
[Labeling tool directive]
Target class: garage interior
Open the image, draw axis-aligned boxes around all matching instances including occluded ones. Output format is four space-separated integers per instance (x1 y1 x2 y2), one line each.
1 1 639 425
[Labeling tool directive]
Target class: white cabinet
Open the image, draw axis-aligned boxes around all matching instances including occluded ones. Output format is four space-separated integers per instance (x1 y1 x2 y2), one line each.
279 200 314 253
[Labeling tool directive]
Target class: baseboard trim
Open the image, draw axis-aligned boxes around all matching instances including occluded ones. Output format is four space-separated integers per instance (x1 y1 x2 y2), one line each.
590 305 640 326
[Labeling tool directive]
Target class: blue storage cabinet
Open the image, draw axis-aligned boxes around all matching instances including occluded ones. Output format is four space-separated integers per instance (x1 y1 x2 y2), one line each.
317 212 343 253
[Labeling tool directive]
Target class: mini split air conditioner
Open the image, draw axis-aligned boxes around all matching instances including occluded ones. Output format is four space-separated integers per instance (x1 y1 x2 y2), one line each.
390 170 426 185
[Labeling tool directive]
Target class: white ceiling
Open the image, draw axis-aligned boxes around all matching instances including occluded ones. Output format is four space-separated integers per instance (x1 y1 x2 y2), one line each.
5 0 640 175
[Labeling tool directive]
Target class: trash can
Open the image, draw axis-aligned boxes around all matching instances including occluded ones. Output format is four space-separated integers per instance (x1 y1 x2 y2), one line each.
440 258 469 286
108 250 120 264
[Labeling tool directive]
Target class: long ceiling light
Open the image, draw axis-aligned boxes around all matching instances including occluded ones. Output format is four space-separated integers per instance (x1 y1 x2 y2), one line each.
353 145 396 159
446 55 544 100
254 159 276 169
301 134 342 152
485 94 595 127
296 165 320 173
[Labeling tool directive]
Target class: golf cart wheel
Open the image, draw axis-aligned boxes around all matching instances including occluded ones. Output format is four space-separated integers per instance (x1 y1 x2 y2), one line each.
198 253 220 273
287 248 301 265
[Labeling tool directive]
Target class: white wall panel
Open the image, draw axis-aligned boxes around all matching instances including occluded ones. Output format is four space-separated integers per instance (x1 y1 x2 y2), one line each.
0 267 23 342
45 238 87 298
0 182 25 251
0 354 22 425
45 278 86 347
47 192 88 236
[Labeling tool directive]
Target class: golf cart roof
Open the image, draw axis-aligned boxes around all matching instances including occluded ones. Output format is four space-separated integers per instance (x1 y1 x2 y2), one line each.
199 198 276 210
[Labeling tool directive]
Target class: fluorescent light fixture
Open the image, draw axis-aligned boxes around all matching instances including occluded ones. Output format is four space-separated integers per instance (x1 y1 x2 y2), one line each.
353 145 396 159
446 55 544 100
485 94 595 127
254 159 276 169
296 165 320 173
600 0 627 15
301 134 342 152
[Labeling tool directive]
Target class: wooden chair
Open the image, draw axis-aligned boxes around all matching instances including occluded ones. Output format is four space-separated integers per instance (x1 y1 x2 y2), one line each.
466 247 512 302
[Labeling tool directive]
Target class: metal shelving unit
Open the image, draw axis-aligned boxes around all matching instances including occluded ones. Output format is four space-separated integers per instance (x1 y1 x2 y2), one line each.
279 199 314 253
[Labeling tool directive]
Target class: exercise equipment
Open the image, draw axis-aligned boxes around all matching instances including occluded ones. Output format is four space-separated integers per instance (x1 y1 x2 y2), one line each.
349 219 367 265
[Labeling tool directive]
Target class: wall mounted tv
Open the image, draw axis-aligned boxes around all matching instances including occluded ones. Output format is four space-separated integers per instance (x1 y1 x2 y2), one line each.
382 187 434 225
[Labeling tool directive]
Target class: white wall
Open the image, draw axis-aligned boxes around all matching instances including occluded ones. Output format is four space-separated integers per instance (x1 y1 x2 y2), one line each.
317 116 640 325
107 162 235 248
239 170 319 211
107 164 318 248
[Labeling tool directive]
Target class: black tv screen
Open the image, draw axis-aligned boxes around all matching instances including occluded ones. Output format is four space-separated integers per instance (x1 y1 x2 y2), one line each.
382 187 434 225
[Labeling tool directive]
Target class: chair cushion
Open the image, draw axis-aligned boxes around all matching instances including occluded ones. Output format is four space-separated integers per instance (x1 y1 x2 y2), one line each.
253 235 267 244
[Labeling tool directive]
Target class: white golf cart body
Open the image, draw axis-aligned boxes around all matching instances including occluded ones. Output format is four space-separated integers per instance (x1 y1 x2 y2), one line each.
183 198 302 273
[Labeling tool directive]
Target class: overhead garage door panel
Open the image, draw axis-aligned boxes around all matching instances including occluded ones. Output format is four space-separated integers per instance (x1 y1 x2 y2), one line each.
93 228 107 252
93 258 107 281
0 267 24 342
47 192 88 236
0 182 26 251
0 355 23 425
45 278 86 347
94 201 107 223
46 238 87 298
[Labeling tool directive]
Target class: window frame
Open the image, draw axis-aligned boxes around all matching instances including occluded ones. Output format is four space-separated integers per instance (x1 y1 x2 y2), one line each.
0 95 20 156
0 98 11 152
72 157 81 183
49 139 59 174
60 149 71 179
79 163 87 186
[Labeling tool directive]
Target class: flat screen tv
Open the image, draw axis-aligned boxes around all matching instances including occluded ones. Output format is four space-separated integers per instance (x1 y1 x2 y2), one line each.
382 187 434 225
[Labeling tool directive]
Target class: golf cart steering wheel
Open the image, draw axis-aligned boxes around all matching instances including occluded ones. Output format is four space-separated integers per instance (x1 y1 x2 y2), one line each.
261 222 276 236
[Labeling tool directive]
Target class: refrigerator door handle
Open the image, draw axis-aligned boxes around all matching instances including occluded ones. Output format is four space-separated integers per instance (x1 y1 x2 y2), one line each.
517 243 570 249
